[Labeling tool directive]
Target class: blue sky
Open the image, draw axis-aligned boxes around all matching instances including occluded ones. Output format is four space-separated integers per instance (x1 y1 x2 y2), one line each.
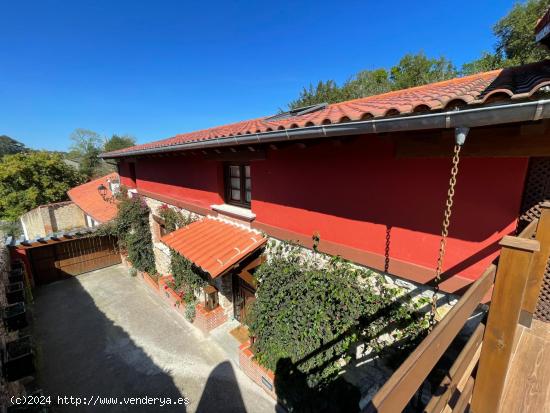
1 0 518 151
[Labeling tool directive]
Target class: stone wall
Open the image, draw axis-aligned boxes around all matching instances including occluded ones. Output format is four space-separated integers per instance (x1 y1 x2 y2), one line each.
20 201 86 239
142 196 200 276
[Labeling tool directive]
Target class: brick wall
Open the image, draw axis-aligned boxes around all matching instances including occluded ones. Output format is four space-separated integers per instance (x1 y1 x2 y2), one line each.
193 303 227 334
238 341 277 400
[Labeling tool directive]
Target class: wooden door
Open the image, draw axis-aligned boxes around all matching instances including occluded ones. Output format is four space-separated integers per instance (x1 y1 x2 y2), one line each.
233 273 256 324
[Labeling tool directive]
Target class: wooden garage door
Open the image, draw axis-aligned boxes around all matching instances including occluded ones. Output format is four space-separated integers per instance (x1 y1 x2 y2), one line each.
29 236 121 284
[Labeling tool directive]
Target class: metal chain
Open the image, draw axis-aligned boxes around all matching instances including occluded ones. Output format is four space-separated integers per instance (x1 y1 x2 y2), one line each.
429 144 463 330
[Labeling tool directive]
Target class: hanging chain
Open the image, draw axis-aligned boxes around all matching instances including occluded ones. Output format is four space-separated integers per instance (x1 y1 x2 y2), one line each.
429 143 463 330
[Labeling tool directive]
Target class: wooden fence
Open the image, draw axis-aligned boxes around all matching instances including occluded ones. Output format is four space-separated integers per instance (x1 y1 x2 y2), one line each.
365 202 550 413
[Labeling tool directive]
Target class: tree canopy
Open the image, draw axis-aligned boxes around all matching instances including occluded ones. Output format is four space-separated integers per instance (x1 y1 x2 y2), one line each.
289 52 457 109
69 128 103 178
0 135 27 157
103 134 136 153
0 152 85 221
289 0 550 107
68 129 135 178
390 53 457 91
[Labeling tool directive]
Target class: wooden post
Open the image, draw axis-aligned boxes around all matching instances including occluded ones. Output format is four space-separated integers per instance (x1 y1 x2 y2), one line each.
470 236 540 413
520 201 550 327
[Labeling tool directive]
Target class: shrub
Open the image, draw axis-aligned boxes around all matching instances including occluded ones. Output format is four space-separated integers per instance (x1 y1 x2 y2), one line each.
249 240 428 392
184 303 196 322
129 267 137 277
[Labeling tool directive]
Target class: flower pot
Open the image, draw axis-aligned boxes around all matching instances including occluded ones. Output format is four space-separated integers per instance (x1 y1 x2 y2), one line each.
3 302 28 331
6 282 25 304
8 268 24 284
3 336 35 381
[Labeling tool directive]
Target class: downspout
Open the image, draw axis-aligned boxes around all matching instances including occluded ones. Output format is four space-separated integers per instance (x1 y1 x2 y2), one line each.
100 99 550 159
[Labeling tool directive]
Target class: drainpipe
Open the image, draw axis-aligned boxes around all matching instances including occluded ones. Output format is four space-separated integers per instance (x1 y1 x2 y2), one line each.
100 98 550 159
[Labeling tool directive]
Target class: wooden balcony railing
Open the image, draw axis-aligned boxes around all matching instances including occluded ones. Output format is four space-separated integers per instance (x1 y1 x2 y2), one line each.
365 202 550 413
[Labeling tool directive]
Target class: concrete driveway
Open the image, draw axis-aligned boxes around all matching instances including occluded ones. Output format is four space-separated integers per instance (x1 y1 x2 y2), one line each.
33 264 277 413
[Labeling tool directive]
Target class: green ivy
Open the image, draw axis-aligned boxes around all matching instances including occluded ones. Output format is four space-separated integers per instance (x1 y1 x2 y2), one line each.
157 204 196 232
249 240 428 391
169 250 207 293
163 207 205 313
94 188 156 275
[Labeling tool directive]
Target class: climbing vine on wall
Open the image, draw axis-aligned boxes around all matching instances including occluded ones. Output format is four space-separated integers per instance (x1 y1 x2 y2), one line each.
157 204 196 232
158 205 204 321
248 240 429 392
94 188 156 275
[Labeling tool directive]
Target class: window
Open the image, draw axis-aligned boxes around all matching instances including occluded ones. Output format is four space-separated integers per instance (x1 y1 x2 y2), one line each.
225 164 251 208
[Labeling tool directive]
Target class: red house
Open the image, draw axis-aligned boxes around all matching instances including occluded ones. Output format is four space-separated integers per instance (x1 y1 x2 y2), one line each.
102 61 550 324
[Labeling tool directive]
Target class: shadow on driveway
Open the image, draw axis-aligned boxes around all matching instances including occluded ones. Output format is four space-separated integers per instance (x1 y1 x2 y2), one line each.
32 266 255 412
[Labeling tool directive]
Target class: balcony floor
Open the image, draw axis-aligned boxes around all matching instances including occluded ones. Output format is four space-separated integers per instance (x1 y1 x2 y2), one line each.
500 319 550 413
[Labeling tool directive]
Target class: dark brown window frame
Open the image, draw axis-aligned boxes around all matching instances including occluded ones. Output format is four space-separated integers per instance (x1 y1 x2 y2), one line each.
224 163 251 208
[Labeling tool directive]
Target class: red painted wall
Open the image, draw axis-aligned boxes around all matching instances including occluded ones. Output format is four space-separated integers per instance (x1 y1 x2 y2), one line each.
117 137 529 288
118 161 135 188
129 156 223 210
252 139 528 284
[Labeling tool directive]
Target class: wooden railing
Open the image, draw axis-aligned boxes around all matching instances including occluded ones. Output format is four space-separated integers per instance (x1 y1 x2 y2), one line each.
365 202 550 413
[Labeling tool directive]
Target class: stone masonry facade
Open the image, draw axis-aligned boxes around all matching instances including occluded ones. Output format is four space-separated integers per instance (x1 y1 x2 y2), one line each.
138 194 473 407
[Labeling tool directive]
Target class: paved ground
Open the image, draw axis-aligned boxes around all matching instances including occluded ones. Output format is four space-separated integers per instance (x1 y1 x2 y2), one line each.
33 265 277 413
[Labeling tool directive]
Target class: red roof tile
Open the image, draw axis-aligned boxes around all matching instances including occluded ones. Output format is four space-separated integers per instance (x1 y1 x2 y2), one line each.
161 216 266 278
68 174 119 223
103 60 550 158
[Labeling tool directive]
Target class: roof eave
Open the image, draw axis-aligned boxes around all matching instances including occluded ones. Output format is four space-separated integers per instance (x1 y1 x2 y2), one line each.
100 98 550 159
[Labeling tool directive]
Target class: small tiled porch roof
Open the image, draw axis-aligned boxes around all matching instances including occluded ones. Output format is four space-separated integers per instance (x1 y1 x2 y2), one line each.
68 173 118 223
161 216 267 278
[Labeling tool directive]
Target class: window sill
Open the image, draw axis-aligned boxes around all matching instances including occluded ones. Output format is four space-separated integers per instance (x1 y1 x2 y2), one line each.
211 204 256 222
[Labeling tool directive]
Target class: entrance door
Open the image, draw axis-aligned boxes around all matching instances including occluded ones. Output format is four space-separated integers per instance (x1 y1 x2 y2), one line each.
233 272 257 324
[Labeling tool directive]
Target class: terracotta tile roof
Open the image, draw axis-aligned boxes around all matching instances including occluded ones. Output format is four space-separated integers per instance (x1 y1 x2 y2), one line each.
67 173 119 223
103 60 550 158
161 216 266 278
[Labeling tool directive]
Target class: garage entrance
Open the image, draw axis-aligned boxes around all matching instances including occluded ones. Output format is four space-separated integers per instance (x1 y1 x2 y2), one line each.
26 235 121 284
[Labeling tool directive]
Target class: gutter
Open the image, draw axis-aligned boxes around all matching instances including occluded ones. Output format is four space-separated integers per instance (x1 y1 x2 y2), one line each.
100 98 550 159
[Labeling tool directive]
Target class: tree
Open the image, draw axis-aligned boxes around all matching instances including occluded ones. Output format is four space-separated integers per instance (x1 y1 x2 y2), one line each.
69 129 102 178
342 69 392 99
289 80 347 109
287 53 456 109
390 52 457 90
104 134 136 153
0 135 27 157
462 0 550 74
461 52 505 76
0 152 85 221
494 0 550 65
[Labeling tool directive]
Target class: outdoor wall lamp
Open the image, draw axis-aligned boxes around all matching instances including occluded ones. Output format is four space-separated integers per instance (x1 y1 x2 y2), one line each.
97 184 107 199
97 184 115 203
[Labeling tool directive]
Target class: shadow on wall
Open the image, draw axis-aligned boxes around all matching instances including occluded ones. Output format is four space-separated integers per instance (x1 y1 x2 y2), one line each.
32 276 187 413
252 139 527 242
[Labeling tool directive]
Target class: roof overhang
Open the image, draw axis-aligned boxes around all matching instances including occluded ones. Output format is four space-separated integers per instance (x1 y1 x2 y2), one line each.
101 98 550 159
5 227 99 249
